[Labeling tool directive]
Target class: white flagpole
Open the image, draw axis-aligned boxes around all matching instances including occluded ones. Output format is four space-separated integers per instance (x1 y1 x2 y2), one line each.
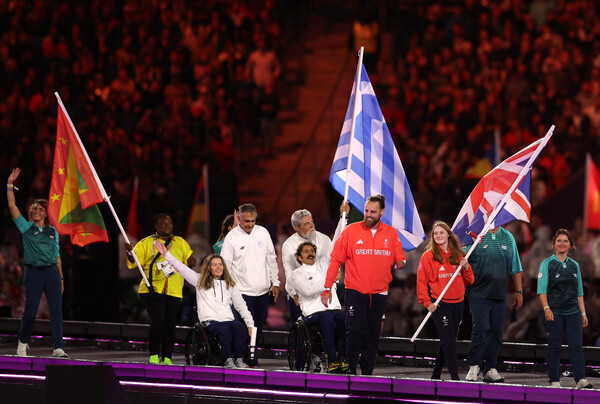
54 92 151 287
340 46 365 231
410 125 555 342
203 163 210 239
249 326 257 364
493 128 501 166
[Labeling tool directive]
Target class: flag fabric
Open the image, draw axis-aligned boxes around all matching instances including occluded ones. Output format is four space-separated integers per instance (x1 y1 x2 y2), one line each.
127 176 140 240
452 132 553 245
187 164 210 238
587 157 600 230
48 103 108 246
329 63 425 250
466 130 501 179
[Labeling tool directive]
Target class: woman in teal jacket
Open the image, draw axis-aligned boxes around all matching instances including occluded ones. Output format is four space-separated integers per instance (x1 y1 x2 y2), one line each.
7 168 67 358
537 228 592 389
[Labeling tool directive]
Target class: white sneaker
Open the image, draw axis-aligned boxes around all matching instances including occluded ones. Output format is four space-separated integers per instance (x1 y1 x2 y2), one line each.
576 378 593 389
550 381 562 387
311 354 322 373
224 357 236 369
465 365 479 381
234 358 249 368
17 342 28 357
52 348 68 358
483 368 504 383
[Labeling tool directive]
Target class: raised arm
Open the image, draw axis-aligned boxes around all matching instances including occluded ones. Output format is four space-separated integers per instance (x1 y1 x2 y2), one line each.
7 168 21 219
155 240 200 286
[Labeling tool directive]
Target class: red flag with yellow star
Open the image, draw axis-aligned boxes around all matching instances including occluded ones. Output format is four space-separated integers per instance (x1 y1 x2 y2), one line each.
48 102 108 246
587 156 600 230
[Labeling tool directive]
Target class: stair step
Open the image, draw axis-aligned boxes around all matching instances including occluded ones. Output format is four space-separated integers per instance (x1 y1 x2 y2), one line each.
238 1 357 223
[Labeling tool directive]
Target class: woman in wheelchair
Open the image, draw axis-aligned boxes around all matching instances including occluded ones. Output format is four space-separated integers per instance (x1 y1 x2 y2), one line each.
291 241 347 372
155 242 254 369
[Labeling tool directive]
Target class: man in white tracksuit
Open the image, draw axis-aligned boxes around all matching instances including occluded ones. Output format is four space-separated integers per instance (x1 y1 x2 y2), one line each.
292 241 346 371
221 203 280 366
281 203 349 323
282 209 334 322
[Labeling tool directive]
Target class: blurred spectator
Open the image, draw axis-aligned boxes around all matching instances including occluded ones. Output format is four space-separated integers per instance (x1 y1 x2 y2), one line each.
245 37 281 90
523 225 552 291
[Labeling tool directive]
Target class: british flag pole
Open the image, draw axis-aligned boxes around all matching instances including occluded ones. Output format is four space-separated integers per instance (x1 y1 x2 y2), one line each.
410 125 555 342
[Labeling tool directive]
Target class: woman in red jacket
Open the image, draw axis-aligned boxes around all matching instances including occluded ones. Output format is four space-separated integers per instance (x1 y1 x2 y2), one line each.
417 221 475 380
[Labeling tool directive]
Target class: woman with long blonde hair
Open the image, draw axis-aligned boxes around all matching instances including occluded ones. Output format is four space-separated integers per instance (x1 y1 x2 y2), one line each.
156 243 254 369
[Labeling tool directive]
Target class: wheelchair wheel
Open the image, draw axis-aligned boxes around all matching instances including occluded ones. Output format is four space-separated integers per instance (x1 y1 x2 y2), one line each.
287 319 312 371
185 323 211 365
308 328 328 373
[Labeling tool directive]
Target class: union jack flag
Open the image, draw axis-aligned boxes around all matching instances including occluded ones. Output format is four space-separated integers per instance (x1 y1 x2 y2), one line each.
452 127 555 245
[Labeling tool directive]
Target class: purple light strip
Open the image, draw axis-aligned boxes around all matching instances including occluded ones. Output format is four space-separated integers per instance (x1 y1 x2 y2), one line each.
0 374 46 381
396 399 478 404
119 380 337 398
119 381 476 403
504 361 535 365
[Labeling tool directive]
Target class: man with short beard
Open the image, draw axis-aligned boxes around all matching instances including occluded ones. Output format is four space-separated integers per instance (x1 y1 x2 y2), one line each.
322 195 406 375
282 204 349 322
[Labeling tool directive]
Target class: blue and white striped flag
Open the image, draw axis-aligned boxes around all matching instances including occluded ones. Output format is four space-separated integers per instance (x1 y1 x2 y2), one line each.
329 63 425 250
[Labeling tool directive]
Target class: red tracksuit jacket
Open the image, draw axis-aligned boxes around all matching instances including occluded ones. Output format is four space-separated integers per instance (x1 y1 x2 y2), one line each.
417 247 475 308
325 221 406 294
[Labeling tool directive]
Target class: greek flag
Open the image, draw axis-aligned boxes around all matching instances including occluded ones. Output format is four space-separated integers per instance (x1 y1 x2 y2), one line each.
329 62 425 250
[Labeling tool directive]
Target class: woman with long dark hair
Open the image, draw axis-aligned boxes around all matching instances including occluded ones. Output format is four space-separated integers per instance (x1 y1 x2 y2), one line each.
213 214 237 255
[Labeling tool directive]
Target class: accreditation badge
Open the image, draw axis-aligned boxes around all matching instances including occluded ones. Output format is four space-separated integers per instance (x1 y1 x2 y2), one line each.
157 261 176 278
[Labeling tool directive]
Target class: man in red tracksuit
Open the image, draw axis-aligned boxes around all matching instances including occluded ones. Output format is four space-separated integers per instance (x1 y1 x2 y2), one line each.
321 195 406 375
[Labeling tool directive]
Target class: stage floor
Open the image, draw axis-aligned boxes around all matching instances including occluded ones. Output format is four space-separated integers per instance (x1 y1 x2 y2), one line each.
3 341 600 404
0 341 587 388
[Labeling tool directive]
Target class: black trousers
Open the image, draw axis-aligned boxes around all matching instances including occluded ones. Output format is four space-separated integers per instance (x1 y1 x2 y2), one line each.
345 289 387 375
141 293 181 359
431 300 464 380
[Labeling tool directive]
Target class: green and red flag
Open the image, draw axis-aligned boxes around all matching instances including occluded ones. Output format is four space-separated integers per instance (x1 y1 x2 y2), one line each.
586 155 600 230
48 101 108 246
187 163 210 238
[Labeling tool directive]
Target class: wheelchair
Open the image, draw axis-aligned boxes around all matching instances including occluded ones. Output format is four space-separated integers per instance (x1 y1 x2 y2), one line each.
185 321 223 366
288 317 344 372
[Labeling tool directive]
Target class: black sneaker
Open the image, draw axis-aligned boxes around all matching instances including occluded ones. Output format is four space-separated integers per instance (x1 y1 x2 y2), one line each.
328 359 348 373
